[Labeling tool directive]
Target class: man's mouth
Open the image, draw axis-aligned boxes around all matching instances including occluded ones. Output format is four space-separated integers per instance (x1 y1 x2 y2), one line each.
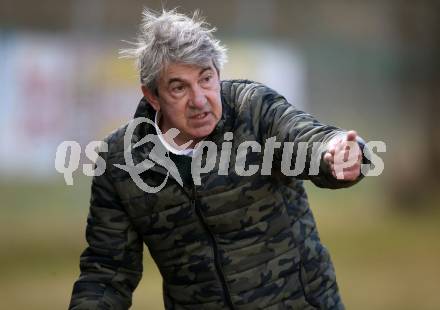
190 112 209 120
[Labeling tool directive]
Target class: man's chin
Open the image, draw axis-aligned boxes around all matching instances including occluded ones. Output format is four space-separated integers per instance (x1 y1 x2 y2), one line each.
190 126 216 141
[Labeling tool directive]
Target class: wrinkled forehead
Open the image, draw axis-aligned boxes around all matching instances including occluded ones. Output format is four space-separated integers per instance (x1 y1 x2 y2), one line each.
159 60 218 84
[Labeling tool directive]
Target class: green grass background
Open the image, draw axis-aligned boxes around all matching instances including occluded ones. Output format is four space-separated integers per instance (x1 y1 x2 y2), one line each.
1 176 439 309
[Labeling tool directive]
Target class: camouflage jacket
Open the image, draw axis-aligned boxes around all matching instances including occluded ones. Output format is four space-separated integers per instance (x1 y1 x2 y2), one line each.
70 80 359 310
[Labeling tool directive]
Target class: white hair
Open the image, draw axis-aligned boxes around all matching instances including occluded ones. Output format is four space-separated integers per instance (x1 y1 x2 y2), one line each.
120 8 228 92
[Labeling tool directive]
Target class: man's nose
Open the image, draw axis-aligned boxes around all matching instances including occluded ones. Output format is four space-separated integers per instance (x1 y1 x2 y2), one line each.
189 86 206 109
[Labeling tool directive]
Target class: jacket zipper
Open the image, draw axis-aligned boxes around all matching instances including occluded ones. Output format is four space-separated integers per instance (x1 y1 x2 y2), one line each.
191 186 235 310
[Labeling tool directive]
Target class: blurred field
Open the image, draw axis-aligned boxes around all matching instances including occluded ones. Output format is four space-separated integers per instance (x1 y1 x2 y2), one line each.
1 176 439 310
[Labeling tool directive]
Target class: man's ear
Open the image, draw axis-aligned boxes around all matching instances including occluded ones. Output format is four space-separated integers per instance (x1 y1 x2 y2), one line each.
141 86 160 112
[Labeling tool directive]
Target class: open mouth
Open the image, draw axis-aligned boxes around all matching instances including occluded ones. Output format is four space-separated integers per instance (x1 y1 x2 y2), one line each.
190 112 209 120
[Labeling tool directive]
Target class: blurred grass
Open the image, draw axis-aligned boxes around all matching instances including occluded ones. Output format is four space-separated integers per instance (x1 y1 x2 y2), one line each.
0 176 439 309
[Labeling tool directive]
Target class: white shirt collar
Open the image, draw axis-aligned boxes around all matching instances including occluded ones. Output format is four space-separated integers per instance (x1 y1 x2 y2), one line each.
154 111 195 156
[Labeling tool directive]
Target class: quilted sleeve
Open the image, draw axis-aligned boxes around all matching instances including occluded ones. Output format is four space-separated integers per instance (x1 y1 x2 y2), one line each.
69 148 143 309
246 83 364 189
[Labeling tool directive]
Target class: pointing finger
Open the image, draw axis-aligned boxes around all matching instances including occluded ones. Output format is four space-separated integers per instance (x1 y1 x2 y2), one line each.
346 130 358 142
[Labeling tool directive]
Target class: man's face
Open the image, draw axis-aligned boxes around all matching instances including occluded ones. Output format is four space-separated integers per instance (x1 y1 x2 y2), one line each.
143 61 222 147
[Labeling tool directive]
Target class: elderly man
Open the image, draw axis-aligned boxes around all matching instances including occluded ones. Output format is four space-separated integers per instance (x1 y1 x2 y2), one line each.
69 9 366 310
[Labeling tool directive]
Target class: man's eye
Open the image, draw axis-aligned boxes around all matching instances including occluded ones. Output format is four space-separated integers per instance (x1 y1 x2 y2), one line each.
201 75 213 85
172 85 185 93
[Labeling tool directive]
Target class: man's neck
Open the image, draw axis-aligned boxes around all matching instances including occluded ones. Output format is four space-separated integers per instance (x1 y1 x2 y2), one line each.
155 112 195 156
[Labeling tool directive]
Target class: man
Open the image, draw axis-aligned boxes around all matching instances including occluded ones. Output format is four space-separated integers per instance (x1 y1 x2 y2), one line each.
70 9 366 310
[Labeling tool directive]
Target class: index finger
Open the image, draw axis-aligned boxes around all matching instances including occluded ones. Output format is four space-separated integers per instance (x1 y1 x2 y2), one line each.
345 130 358 142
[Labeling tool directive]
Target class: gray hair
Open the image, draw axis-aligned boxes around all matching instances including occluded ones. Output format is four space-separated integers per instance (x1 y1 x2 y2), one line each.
120 8 227 92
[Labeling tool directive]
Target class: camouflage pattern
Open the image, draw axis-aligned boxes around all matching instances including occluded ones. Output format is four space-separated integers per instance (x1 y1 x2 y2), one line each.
69 80 359 309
